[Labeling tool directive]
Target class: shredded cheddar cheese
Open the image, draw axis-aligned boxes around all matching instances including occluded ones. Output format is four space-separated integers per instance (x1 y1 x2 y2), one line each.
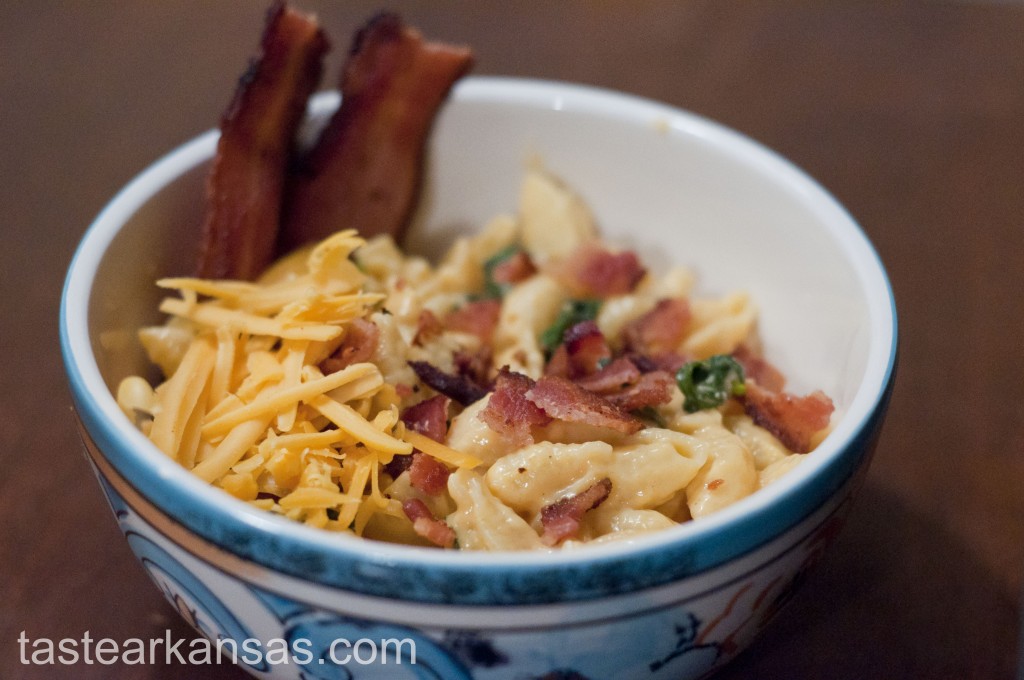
120 230 478 537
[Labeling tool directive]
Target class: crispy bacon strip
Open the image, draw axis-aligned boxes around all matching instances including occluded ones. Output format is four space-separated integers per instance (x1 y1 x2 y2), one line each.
318 318 379 374
540 478 613 546
621 298 691 355
197 3 328 280
445 299 502 344
743 382 834 453
554 243 646 298
479 368 551 446
526 376 642 434
408 360 489 406
280 12 474 251
402 498 456 548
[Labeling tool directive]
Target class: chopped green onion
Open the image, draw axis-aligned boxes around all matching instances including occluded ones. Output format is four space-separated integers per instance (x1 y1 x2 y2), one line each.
676 355 746 413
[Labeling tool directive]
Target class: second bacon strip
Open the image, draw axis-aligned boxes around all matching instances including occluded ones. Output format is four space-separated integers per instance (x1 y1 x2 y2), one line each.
280 12 474 251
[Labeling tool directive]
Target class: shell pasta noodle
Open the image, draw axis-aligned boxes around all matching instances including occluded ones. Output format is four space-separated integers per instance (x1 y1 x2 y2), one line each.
118 168 836 550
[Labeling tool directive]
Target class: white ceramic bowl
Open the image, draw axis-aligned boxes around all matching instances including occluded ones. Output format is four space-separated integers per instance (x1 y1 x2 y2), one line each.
61 78 897 679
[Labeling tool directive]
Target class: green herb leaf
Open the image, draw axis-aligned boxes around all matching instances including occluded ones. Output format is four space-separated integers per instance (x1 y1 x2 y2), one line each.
540 299 602 355
477 244 522 300
676 355 746 413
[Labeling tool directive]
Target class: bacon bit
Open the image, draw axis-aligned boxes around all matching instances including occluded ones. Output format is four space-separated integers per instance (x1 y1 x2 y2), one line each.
453 348 492 387
413 309 442 345
545 321 612 379
280 12 474 251
395 383 414 398
643 352 690 374
707 478 725 491
544 344 572 378
479 368 552 446
319 318 380 373
408 360 489 406
391 394 447 482
563 321 613 375
743 382 834 453
603 370 675 412
540 478 613 546
400 394 450 442
490 250 536 285
555 243 646 298
526 376 642 434
733 345 786 392
574 356 642 394
197 3 328 280
402 498 456 548
445 299 501 344
383 454 414 480
408 452 450 495
621 298 691 355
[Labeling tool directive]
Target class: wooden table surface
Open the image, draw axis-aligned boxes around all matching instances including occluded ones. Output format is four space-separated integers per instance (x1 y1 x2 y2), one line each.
2 2 1022 678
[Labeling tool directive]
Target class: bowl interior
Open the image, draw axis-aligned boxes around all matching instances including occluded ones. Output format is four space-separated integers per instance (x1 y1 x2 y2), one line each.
65 77 895 595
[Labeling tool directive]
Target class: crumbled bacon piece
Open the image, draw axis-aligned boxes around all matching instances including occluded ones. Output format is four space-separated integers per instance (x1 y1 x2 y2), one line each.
400 394 450 442
544 345 572 378
545 321 612 379
408 453 450 495
540 478 613 546
743 382 834 453
574 356 642 394
643 352 689 374
392 395 451 484
479 368 551 446
402 498 456 548
490 250 536 285
445 299 501 344
732 345 786 392
556 243 646 298
453 348 492 387
280 12 474 251
621 298 691 355
197 3 328 280
409 360 489 406
525 376 642 434
602 370 675 412
413 309 442 345
564 321 613 375
319 318 380 373
383 454 414 480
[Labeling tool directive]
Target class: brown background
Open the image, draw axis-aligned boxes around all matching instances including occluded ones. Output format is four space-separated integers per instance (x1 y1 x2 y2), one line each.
1 1 1022 678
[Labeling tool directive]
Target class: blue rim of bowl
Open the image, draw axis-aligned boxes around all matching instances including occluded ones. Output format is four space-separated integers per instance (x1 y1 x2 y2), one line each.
60 77 899 606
